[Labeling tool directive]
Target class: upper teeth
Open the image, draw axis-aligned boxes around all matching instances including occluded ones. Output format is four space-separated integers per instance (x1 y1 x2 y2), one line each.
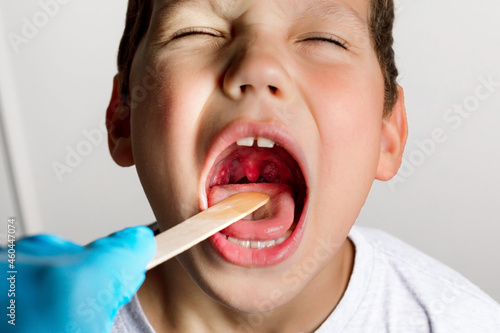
257 137 275 148
236 137 254 147
236 137 275 148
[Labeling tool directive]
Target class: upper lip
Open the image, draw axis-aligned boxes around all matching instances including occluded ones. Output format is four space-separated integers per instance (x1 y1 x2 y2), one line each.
198 119 309 211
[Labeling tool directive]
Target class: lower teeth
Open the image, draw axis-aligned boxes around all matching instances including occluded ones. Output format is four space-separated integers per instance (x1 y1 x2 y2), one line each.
224 229 293 249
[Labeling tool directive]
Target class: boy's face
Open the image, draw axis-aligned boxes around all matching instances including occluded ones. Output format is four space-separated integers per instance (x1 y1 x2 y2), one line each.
109 0 405 313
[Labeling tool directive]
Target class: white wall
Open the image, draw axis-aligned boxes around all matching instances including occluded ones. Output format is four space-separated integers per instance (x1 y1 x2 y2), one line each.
357 0 500 303
0 0 499 302
0 1 155 243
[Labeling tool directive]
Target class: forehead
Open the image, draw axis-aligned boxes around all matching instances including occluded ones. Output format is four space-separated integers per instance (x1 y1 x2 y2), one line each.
154 0 370 29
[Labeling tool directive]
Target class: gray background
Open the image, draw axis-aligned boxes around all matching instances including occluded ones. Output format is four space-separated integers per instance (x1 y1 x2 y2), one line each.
1 0 499 302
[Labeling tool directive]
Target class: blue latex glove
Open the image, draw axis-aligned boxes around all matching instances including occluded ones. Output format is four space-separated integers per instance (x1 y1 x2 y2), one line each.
0 226 156 333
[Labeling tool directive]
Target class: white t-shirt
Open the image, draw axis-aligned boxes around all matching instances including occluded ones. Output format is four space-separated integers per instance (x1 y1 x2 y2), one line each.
112 226 500 332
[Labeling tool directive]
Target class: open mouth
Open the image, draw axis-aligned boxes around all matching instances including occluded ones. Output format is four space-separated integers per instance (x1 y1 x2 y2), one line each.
201 122 308 266
207 137 306 243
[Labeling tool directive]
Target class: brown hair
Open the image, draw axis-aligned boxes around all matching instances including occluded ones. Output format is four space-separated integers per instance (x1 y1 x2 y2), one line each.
117 0 398 115
369 0 398 115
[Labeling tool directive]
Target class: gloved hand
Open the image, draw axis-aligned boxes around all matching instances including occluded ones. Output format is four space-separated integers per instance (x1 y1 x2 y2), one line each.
0 226 156 333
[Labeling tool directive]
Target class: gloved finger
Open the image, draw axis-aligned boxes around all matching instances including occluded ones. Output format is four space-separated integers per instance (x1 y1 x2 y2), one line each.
84 226 156 308
16 234 83 256
87 226 156 265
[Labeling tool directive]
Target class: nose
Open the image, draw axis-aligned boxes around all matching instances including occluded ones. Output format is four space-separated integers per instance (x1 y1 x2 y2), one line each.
222 36 293 102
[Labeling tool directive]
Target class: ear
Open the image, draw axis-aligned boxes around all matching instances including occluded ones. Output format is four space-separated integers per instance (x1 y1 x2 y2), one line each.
106 75 134 167
375 85 408 181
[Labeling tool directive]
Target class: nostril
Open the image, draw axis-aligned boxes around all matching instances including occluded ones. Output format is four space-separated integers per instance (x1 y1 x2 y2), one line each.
236 84 279 96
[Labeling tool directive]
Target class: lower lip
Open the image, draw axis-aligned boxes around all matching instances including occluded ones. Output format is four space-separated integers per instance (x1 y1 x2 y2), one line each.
208 194 308 267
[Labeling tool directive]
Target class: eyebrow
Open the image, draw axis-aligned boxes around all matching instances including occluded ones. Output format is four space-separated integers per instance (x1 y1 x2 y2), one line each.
151 0 201 39
154 0 232 21
154 0 197 18
154 0 369 38
295 0 369 35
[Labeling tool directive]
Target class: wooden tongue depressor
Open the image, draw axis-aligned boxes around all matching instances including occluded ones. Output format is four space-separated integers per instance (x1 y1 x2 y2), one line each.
146 192 270 270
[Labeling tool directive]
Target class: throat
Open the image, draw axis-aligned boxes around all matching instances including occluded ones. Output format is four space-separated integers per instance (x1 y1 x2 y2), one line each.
206 143 306 242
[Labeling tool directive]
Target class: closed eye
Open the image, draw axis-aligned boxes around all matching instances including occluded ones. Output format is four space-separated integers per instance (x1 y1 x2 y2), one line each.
172 27 222 40
303 36 348 50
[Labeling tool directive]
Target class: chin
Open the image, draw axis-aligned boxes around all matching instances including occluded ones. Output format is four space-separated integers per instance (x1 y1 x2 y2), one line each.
200 270 303 314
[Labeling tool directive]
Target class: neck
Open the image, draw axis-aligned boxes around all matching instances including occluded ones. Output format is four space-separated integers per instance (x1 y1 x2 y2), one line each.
138 239 354 332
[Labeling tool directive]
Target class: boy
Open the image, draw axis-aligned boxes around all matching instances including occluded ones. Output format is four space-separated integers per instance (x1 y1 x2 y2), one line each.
2 0 499 332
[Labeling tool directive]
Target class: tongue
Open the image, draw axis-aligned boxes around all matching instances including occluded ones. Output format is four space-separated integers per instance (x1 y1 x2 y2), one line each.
207 183 295 241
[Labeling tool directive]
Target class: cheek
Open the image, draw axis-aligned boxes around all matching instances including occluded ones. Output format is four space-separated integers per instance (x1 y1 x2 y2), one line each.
303 63 384 211
127 55 217 223
309 64 383 161
298 66 384 257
